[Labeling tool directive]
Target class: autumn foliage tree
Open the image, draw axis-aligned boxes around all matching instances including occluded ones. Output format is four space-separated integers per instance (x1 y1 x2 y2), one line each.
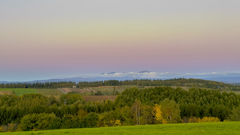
160 99 181 123
153 104 167 124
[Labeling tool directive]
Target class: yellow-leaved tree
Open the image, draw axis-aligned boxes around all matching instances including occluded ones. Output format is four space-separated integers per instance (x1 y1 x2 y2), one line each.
153 104 167 124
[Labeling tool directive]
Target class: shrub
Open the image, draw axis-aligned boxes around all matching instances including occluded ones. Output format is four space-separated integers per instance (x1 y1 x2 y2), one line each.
187 117 220 123
188 117 201 123
81 112 99 128
229 107 240 121
19 113 61 131
60 94 83 105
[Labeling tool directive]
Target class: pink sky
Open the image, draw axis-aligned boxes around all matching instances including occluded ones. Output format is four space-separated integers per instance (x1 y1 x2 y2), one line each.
1 0 240 81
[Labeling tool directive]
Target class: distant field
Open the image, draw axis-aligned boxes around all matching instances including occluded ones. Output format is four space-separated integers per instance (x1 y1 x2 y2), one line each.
60 88 97 94
72 85 149 95
1 86 239 98
3 122 240 135
37 89 64 96
0 88 37 96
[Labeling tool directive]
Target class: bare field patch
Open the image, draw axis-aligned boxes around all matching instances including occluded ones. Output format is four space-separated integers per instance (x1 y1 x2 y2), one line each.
0 91 14 95
61 88 97 94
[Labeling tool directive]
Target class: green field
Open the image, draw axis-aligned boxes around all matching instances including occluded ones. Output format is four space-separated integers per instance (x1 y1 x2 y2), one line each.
37 89 64 96
0 88 37 96
2 122 240 135
1 86 240 97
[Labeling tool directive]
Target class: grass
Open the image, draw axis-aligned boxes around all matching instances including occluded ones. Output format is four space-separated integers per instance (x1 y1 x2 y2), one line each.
2 122 240 135
0 88 37 96
37 89 64 96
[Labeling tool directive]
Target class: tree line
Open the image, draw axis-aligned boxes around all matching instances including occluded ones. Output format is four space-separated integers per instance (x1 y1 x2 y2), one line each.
115 87 240 121
1 78 240 91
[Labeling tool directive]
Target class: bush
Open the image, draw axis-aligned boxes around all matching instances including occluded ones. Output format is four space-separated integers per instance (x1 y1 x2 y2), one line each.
61 114 80 129
60 94 83 105
229 107 240 121
81 112 99 128
0 123 19 132
200 117 220 122
19 113 61 131
188 117 200 123
187 117 220 123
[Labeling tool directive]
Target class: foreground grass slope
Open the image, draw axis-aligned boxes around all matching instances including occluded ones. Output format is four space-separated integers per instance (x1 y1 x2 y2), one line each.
4 122 240 135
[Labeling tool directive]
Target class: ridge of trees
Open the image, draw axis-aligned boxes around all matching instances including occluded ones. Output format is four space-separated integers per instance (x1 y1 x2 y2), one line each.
1 78 240 91
115 87 240 121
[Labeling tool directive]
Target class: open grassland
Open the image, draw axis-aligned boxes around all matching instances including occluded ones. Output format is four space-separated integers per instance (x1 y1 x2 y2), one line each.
37 89 64 96
3 122 240 135
0 88 37 96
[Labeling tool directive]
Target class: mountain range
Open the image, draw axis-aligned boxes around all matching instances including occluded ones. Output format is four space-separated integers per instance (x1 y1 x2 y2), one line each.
1 71 240 84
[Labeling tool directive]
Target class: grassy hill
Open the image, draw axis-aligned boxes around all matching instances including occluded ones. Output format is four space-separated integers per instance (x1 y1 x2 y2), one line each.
3 122 240 135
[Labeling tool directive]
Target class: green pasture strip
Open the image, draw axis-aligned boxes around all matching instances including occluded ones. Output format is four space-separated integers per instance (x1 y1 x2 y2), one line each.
0 88 37 96
3 122 240 135
36 89 64 96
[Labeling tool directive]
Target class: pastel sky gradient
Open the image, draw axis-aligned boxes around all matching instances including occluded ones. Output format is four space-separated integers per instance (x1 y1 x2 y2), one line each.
1 0 240 81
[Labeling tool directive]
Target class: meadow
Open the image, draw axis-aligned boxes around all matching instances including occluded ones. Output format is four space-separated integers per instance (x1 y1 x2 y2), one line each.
36 89 64 96
3 122 240 135
0 88 37 96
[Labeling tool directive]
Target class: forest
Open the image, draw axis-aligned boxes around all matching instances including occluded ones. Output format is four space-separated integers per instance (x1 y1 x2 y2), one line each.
1 86 240 132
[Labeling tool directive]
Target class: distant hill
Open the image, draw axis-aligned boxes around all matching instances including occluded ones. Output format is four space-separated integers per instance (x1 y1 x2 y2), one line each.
1 72 240 84
0 81 8 84
1 78 240 91
29 77 98 83
203 77 240 83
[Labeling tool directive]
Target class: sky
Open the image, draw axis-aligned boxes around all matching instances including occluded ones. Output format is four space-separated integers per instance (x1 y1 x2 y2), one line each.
1 0 240 81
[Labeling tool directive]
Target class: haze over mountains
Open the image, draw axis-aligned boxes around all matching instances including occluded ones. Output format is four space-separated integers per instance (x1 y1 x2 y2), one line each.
1 71 240 84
